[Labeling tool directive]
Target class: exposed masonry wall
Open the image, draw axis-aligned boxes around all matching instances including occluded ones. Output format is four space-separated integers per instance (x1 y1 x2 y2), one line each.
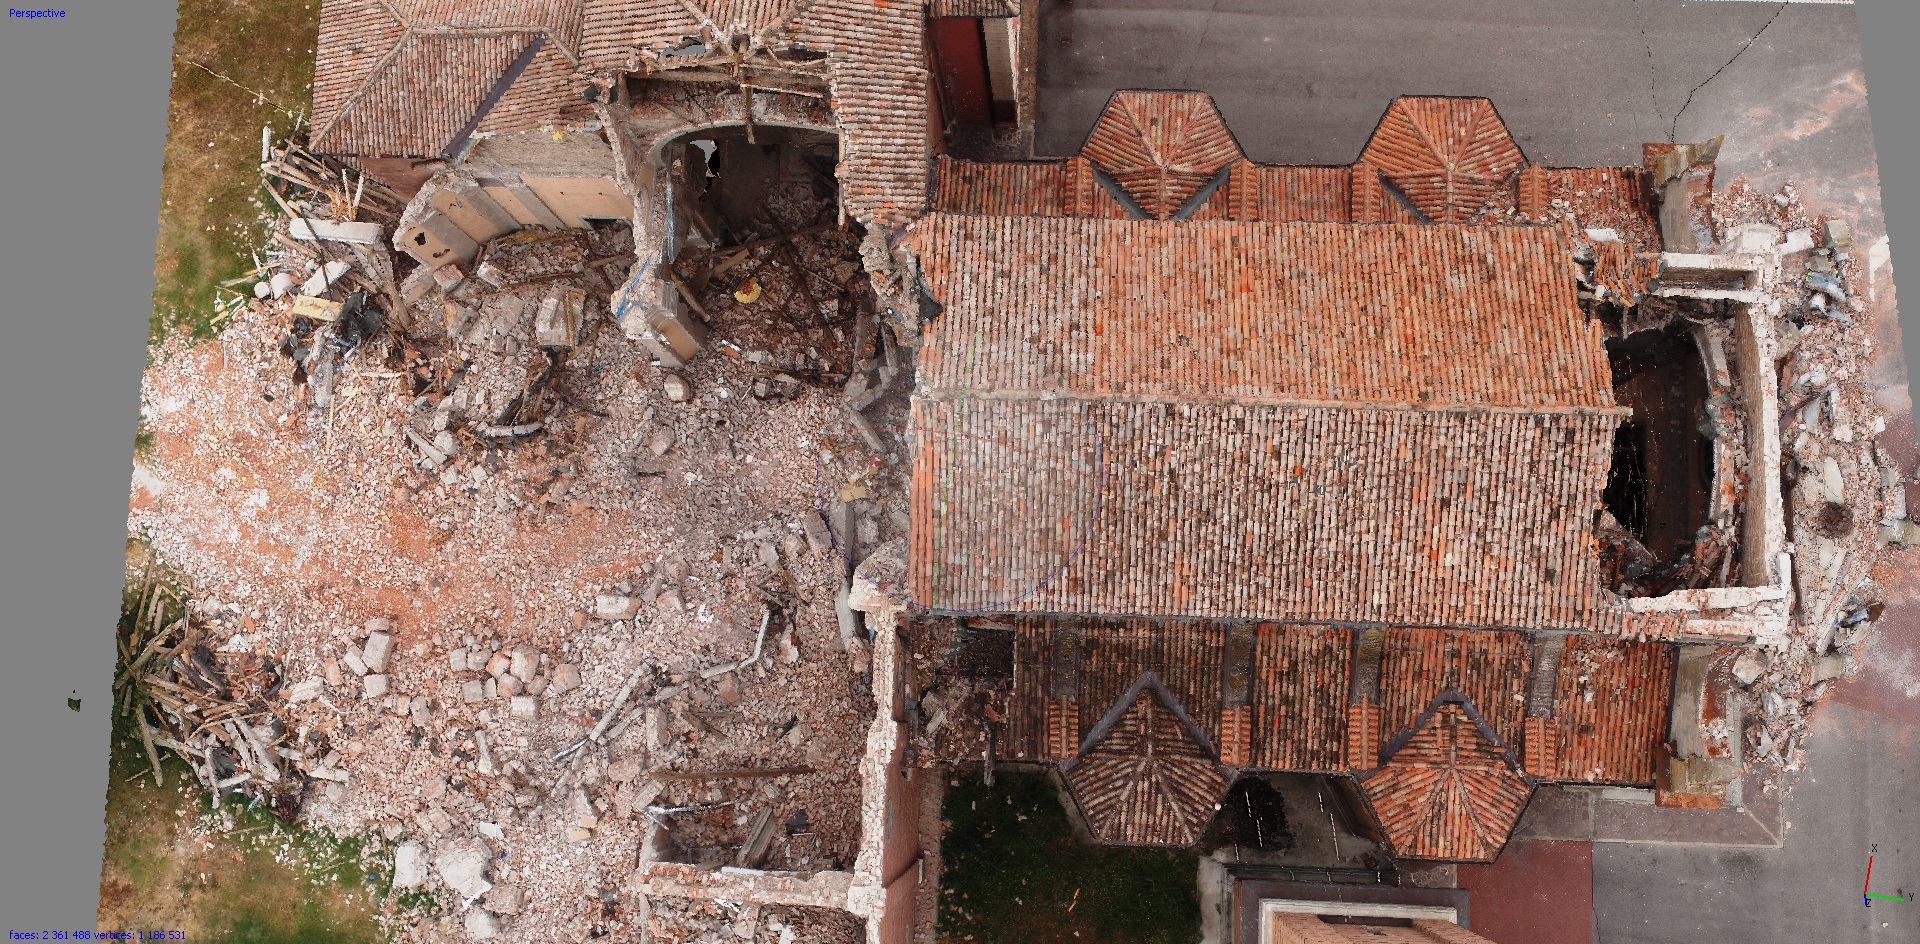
847 570 920 944
615 571 916 943
1618 245 1793 645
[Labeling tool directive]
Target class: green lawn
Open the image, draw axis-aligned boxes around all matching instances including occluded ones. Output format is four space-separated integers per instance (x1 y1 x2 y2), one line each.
150 0 321 344
938 772 1202 944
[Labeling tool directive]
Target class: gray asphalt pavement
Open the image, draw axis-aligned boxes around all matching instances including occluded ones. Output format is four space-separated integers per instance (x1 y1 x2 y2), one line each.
1036 0 1880 234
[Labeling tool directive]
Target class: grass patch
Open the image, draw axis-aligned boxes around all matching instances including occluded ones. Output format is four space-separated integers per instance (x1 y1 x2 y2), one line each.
938 772 1201 944
99 545 393 942
151 0 321 344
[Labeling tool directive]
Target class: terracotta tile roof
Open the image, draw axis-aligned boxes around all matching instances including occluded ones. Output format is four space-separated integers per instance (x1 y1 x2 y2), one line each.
1356 97 1526 224
579 0 929 225
983 615 1672 859
311 0 588 158
932 156 1132 217
909 214 1614 409
1378 628 1531 758
1061 672 1231 846
1542 636 1675 783
910 396 1620 629
1079 91 1243 219
1249 623 1352 770
1190 162 1351 222
1359 698 1531 862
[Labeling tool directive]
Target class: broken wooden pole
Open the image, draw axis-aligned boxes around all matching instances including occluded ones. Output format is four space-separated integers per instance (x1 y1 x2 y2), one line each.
138 709 165 787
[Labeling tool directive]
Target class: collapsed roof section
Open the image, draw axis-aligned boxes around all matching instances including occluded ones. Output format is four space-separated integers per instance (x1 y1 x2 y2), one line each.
577 0 930 226
311 0 592 159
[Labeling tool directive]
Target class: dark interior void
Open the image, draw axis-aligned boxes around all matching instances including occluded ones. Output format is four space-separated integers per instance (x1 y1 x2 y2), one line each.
1200 777 1295 855
671 125 840 243
1599 324 1721 596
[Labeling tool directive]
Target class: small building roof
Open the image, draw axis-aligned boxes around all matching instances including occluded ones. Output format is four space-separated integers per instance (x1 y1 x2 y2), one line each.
1358 696 1531 863
1355 97 1527 224
1080 91 1244 219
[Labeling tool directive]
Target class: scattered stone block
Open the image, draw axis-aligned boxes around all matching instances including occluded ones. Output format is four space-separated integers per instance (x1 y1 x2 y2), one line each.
363 674 389 698
510 695 538 720
433 841 493 899
362 629 393 673
509 647 537 681
595 594 641 620
464 907 500 940
486 652 512 677
463 680 485 704
286 677 325 705
343 649 368 677
549 663 581 695
393 842 428 889
662 373 691 402
487 885 525 915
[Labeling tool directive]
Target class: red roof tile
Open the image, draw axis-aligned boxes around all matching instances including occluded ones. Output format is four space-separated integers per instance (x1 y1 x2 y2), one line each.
1545 636 1675 783
1360 700 1531 862
1191 162 1351 222
929 0 1017 15
311 0 588 158
1379 629 1531 754
1356 97 1525 224
1080 91 1243 219
910 397 1620 629
932 156 1132 217
909 214 1615 409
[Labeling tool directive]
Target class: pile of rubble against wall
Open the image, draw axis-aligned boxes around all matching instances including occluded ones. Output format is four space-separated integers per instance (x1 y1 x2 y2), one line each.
1647 178 1908 786
132 177 911 938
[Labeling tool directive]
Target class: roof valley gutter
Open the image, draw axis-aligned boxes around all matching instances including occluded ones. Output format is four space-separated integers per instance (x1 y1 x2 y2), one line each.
1091 166 1150 220
441 34 548 161
1171 165 1232 220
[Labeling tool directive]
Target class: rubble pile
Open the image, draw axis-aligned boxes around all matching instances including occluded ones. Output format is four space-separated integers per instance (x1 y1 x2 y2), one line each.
642 897 866 944
132 155 904 936
1708 179 1903 778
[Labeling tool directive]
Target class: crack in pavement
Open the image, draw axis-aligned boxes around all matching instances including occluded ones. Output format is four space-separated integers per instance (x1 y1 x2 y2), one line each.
1630 0 1665 139
1670 1 1791 143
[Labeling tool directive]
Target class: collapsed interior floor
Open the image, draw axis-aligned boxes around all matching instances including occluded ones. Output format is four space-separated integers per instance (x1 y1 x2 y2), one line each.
1599 318 1727 596
643 897 867 944
666 126 875 391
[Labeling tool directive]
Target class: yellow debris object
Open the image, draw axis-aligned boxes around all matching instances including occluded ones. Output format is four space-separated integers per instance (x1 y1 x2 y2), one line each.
734 277 764 305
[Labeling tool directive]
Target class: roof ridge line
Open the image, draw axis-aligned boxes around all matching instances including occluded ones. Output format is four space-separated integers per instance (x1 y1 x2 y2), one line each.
313 18 416 150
